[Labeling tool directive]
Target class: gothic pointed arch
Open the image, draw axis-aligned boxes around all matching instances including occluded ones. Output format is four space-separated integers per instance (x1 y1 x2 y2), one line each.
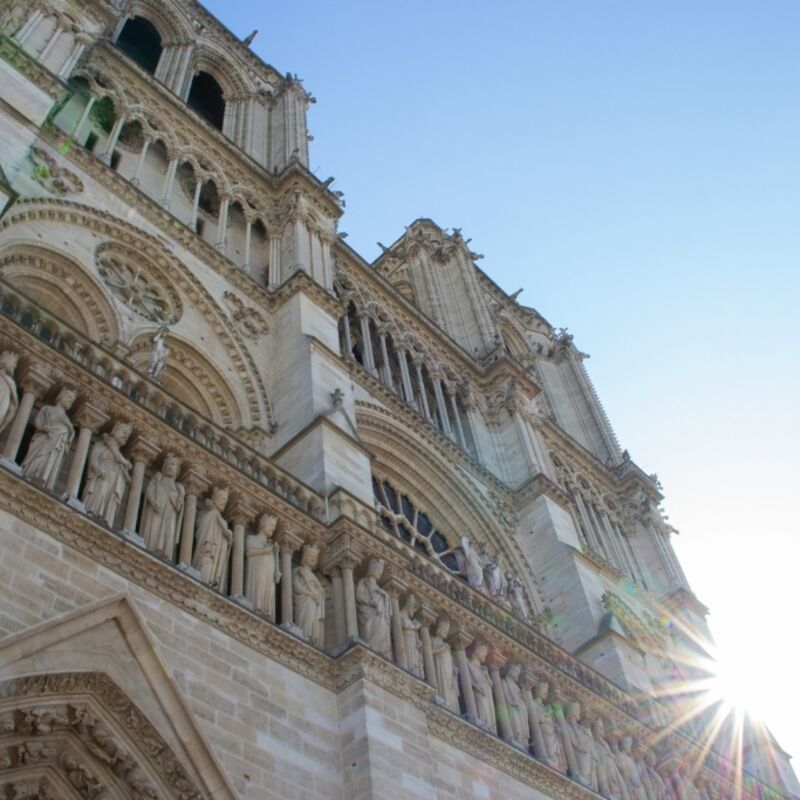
355 402 542 614
0 199 275 434
0 594 237 799
117 0 192 49
0 244 121 346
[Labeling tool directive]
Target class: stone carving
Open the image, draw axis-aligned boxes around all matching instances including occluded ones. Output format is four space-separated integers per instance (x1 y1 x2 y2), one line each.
245 513 280 620
192 486 232 589
642 750 671 800
616 735 648 800
140 454 185 559
20 387 77 488
399 593 423 678
558 701 597 790
466 640 497 734
523 678 565 770
356 558 392 658
502 663 529 747
30 146 84 195
293 543 325 646
431 616 459 711
590 719 627 800
0 350 18 434
482 548 508 601
454 536 485 592
145 325 170 381
96 248 178 324
223 291 269 340
506 571 530 621
82 421 133 527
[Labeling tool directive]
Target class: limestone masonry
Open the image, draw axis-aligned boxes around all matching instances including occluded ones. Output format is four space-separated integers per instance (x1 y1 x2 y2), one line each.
0 1 796 798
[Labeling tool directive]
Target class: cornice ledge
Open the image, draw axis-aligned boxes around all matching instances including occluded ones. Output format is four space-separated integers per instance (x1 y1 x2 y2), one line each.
514 472 571 511
267 271 344 317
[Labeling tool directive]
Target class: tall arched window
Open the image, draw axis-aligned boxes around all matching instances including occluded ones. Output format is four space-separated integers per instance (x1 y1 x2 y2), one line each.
116 16 162 74
187 71 225 130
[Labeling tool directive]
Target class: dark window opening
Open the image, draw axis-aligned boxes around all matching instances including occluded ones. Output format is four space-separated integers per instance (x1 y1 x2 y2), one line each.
187 72 225 130
116 16 163 75
110 151 121 170
84 132 99 153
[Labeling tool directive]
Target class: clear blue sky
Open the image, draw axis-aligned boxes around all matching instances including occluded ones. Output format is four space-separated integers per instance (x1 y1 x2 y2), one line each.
204 0 800 764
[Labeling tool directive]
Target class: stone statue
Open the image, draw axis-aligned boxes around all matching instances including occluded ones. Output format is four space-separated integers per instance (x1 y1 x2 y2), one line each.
671 764 707 800
140 453 185 559
145 325 170 380
20 386 77 489
245 513 280 620
466 640 497 734
82 421 133 527
192 486 231 589
483 550 508 600
616 736 648 800
399 593 424 678
502 663 530 747
591 719 628 800
292 543 325 646
455 535 485 592
528 681 566 771
641 751 670 800
506 571 530 621
356 558 392 658
0 350 18 434
558 701 597 790
430 616 459 711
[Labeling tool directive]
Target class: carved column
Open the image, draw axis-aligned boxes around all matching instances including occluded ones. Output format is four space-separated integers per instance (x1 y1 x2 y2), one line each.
520 667 546 759
72 96 96 139
446 383 467 448
418 605 438 687
449 628 477 722
190 179 203 231
486 649 514 743
228 499 256 601
432 373 453 437
131 138 151 186
321 534 362 647
215 196 230 251
15 10 44 45
38 25 63 63
377 329 395 391
160 156 179 209
381 572 408 668
412 358 432 420
243 218 253 271
396 347 416 407
58 33 90 79
121 436 160 538
100 114 127 165
2 362 51 463
267 234 282 288
358 315 377 374
63 401 108 504
177 469 210 568
341 314 354 359
277 528 303 628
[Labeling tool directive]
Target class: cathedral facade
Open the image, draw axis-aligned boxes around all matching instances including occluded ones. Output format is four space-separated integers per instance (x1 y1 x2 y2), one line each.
0 1 796 798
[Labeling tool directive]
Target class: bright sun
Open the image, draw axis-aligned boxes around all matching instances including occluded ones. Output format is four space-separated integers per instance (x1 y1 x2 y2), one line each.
704 644 767 723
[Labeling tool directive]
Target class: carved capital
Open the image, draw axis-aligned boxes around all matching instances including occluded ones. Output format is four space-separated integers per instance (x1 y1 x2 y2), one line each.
18 361 52 397
276 526 304 555
380 568 408 598
485 648 508 673
319 532 363 574
447 626 474 653
417 604 439 629
228 497 257 527
127 435 160 465
180 467 209 497
72 400 109 432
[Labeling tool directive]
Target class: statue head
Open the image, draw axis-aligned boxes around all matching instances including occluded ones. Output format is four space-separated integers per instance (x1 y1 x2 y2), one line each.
301 543 320 568
621 735 633 754
0 351 18 375
467 639 489 662
403 593 418 616
506 662 522 681
591 718 605 738
535 681 549 701
111 420 133 445
211 486 229 512
56 386 78 409
567 701 581 722
258 513 278 538
162 453 181 478
435 615 451 639
366 558 384 579
460 535 470 551
645 750 657 768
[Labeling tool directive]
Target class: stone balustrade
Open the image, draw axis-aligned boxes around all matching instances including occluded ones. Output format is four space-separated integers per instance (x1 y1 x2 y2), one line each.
0 309 788 800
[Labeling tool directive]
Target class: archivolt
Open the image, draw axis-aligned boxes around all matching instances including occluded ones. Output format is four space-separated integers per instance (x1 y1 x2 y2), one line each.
356 402 542 612
121 0 192 44
0 245 120 346
0 199 275 432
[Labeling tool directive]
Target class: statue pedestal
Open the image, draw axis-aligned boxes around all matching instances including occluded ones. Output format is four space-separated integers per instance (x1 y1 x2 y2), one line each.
177 562 202 581
121 529 146 548
280 621 307 640
0 458 22 475
65 495 85 512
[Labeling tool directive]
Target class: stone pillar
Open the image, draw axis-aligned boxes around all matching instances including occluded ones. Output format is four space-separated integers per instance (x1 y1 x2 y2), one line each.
277 528 303 629
320 534 363 649
72 96 96 139
177 469 210 568
358 315 377 374
243 218 253 270
341 314 353 359
15 10 44 45
328 566 346 644
131 139 151 186
216 196 230 251
2 362 51 464
100 114 126 165
228 499 256 601
447 385 467 448
432 375 453 436
418 605 438 687
59 35 89 78
63 401 109 505
413 359 432 420
377 329 395 391
121 436 160 539
486 649 514 743
38 25 62 63
381 572 408 668
450 629 477 722
397 348 416 407
342 560 359 640
160 157 179 209
268 235 281 287
190 179 202 231
520 668 547 761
